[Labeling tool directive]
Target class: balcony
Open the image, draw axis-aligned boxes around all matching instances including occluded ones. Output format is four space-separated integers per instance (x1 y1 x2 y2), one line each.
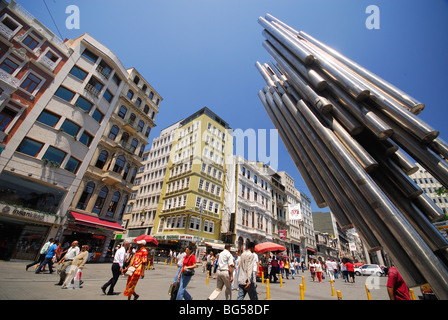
84 83 100 99
101 170 123 185
0 69 19 89
0 22 14 40
37 55 57 72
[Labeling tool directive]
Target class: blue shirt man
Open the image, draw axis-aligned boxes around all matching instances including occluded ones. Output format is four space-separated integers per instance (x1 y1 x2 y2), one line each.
36 240 58 274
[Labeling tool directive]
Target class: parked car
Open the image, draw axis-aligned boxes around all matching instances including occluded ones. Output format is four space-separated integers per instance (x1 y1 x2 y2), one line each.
354 264 384 276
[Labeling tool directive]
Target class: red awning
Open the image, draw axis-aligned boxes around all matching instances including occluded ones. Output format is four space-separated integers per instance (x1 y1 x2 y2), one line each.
69 211 124 232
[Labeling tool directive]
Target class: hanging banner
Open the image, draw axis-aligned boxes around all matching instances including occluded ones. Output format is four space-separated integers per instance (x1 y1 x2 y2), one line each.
288 203 303 221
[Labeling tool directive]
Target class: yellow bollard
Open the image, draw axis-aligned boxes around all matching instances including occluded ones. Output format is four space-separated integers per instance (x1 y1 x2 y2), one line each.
164 259 167 265
337 290 342 300
365 284 372 300
170 259 173 267
262 271 264 284
330 280 335 296
266 279 270 300
206 270 210 285
302 276 306 292
279 273 283 287
299 283 304 300
410 288 416 300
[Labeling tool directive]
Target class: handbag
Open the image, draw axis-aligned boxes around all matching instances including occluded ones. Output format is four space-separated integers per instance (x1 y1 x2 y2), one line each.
182 255 195 276
125 266 136 276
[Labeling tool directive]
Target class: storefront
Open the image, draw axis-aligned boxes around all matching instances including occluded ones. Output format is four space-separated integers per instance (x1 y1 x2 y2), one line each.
63 211 124 262
0 202 63 261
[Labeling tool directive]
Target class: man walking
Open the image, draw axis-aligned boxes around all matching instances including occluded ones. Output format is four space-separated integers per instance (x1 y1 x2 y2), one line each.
207 244 234 300
56 241 79 286
26 238 54 271
101 241 130 295
387 265 411 300
35 239 58 274
237 241 258 300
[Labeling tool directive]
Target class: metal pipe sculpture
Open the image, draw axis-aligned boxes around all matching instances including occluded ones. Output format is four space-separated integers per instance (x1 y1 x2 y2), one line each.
256 14 448 299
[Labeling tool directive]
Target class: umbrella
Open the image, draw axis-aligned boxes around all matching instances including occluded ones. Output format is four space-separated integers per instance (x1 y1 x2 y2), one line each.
254 242 286 253
354 262 364 267
133 234 158 246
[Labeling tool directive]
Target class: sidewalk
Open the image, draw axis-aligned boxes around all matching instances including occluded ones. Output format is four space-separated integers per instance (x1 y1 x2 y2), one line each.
0 260 399 300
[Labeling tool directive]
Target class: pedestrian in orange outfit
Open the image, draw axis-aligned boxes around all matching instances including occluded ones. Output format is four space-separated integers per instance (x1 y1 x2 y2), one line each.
123 240 148 300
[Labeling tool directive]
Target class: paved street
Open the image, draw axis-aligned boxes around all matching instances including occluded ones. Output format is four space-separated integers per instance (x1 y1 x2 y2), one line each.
0 259 414 301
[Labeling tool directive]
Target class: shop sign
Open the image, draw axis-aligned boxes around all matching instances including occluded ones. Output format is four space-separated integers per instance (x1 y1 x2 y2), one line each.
1 203 57 224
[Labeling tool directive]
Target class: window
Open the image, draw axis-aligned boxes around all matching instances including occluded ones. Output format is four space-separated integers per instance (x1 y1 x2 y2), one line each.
69 65 88 81
92 186 108 214
103 89 113 103
1 16 19 32
64 156 81 173
143 104 149 114
118 105 127 118
45 50 59 63
54 86 75 102
79 131 93 147
145 126 151 138
112 74 121 86
137 120 144 132
130 138 138 153
0 107 17 131
127 90 134 100
136 97 142 106
97 60 112 79
0 58 18 74
113 156 126 173
133 76 140 84
106 191 120 217
16 138 43 157
74 96 93 112
95 150 108 169
20 73 42 93
60 119 80 137
86 77 103 94
82 48 98 63
42 146 66 165
76 182 95 210
108 125 119 140
22 34 39 50
91 108 104 123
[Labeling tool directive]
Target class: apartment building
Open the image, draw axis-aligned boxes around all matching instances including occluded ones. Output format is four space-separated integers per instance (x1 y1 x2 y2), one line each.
124 121 180 238
152 107 233 249
228 156 273 252
0 1 162 261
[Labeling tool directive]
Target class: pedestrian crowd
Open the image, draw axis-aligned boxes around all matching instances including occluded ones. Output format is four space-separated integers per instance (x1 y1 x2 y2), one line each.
25 239 412 300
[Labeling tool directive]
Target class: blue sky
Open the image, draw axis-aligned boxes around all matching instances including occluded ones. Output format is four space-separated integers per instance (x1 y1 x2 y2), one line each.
18 0 448 213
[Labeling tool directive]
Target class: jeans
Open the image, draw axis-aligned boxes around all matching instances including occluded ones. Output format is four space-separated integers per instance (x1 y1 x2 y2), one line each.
176 274 192 300
35 257 54 273
237 282 258 300
174 266 182 283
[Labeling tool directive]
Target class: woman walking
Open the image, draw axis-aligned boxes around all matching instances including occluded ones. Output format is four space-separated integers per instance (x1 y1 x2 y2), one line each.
315 260 323 283
123 240 148 300
176 245 197 300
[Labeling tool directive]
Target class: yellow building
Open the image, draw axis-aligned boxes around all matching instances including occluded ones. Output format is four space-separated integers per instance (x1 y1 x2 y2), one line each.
153 107 232 248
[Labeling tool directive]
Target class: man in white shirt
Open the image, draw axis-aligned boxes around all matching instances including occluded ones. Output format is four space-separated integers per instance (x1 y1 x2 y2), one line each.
326 259 335 281
101 241 130 295
174 248 186 283
207 244 234 300
237 241 258 300
56 241 80 285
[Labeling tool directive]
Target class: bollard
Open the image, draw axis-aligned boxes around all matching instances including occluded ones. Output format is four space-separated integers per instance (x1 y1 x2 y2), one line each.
280 273 283 287
410 288 416 300
302 276 306 292
337 290 343 300
330 279 335 296
365 284 372 300
266 279 270 300
170 259 173 267
164 259 167 265
262 271 264 284
206 270 210 285
299 283 304 300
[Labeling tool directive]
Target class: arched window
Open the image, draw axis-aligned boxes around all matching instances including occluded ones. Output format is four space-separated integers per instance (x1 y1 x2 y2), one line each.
130 138 138 153
136 97 142 106
127 90 134 100
138 144 145 158
118 195 128 220
137 120 144 132
122 163 130 180
92 186 108 214
129 113 136 125
113 155 126 173
106 191 120 217
118 105 127 118
108 125 119 140
120 132 129 144
95 150 108 169
76 182 95 210
143 104 149 114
